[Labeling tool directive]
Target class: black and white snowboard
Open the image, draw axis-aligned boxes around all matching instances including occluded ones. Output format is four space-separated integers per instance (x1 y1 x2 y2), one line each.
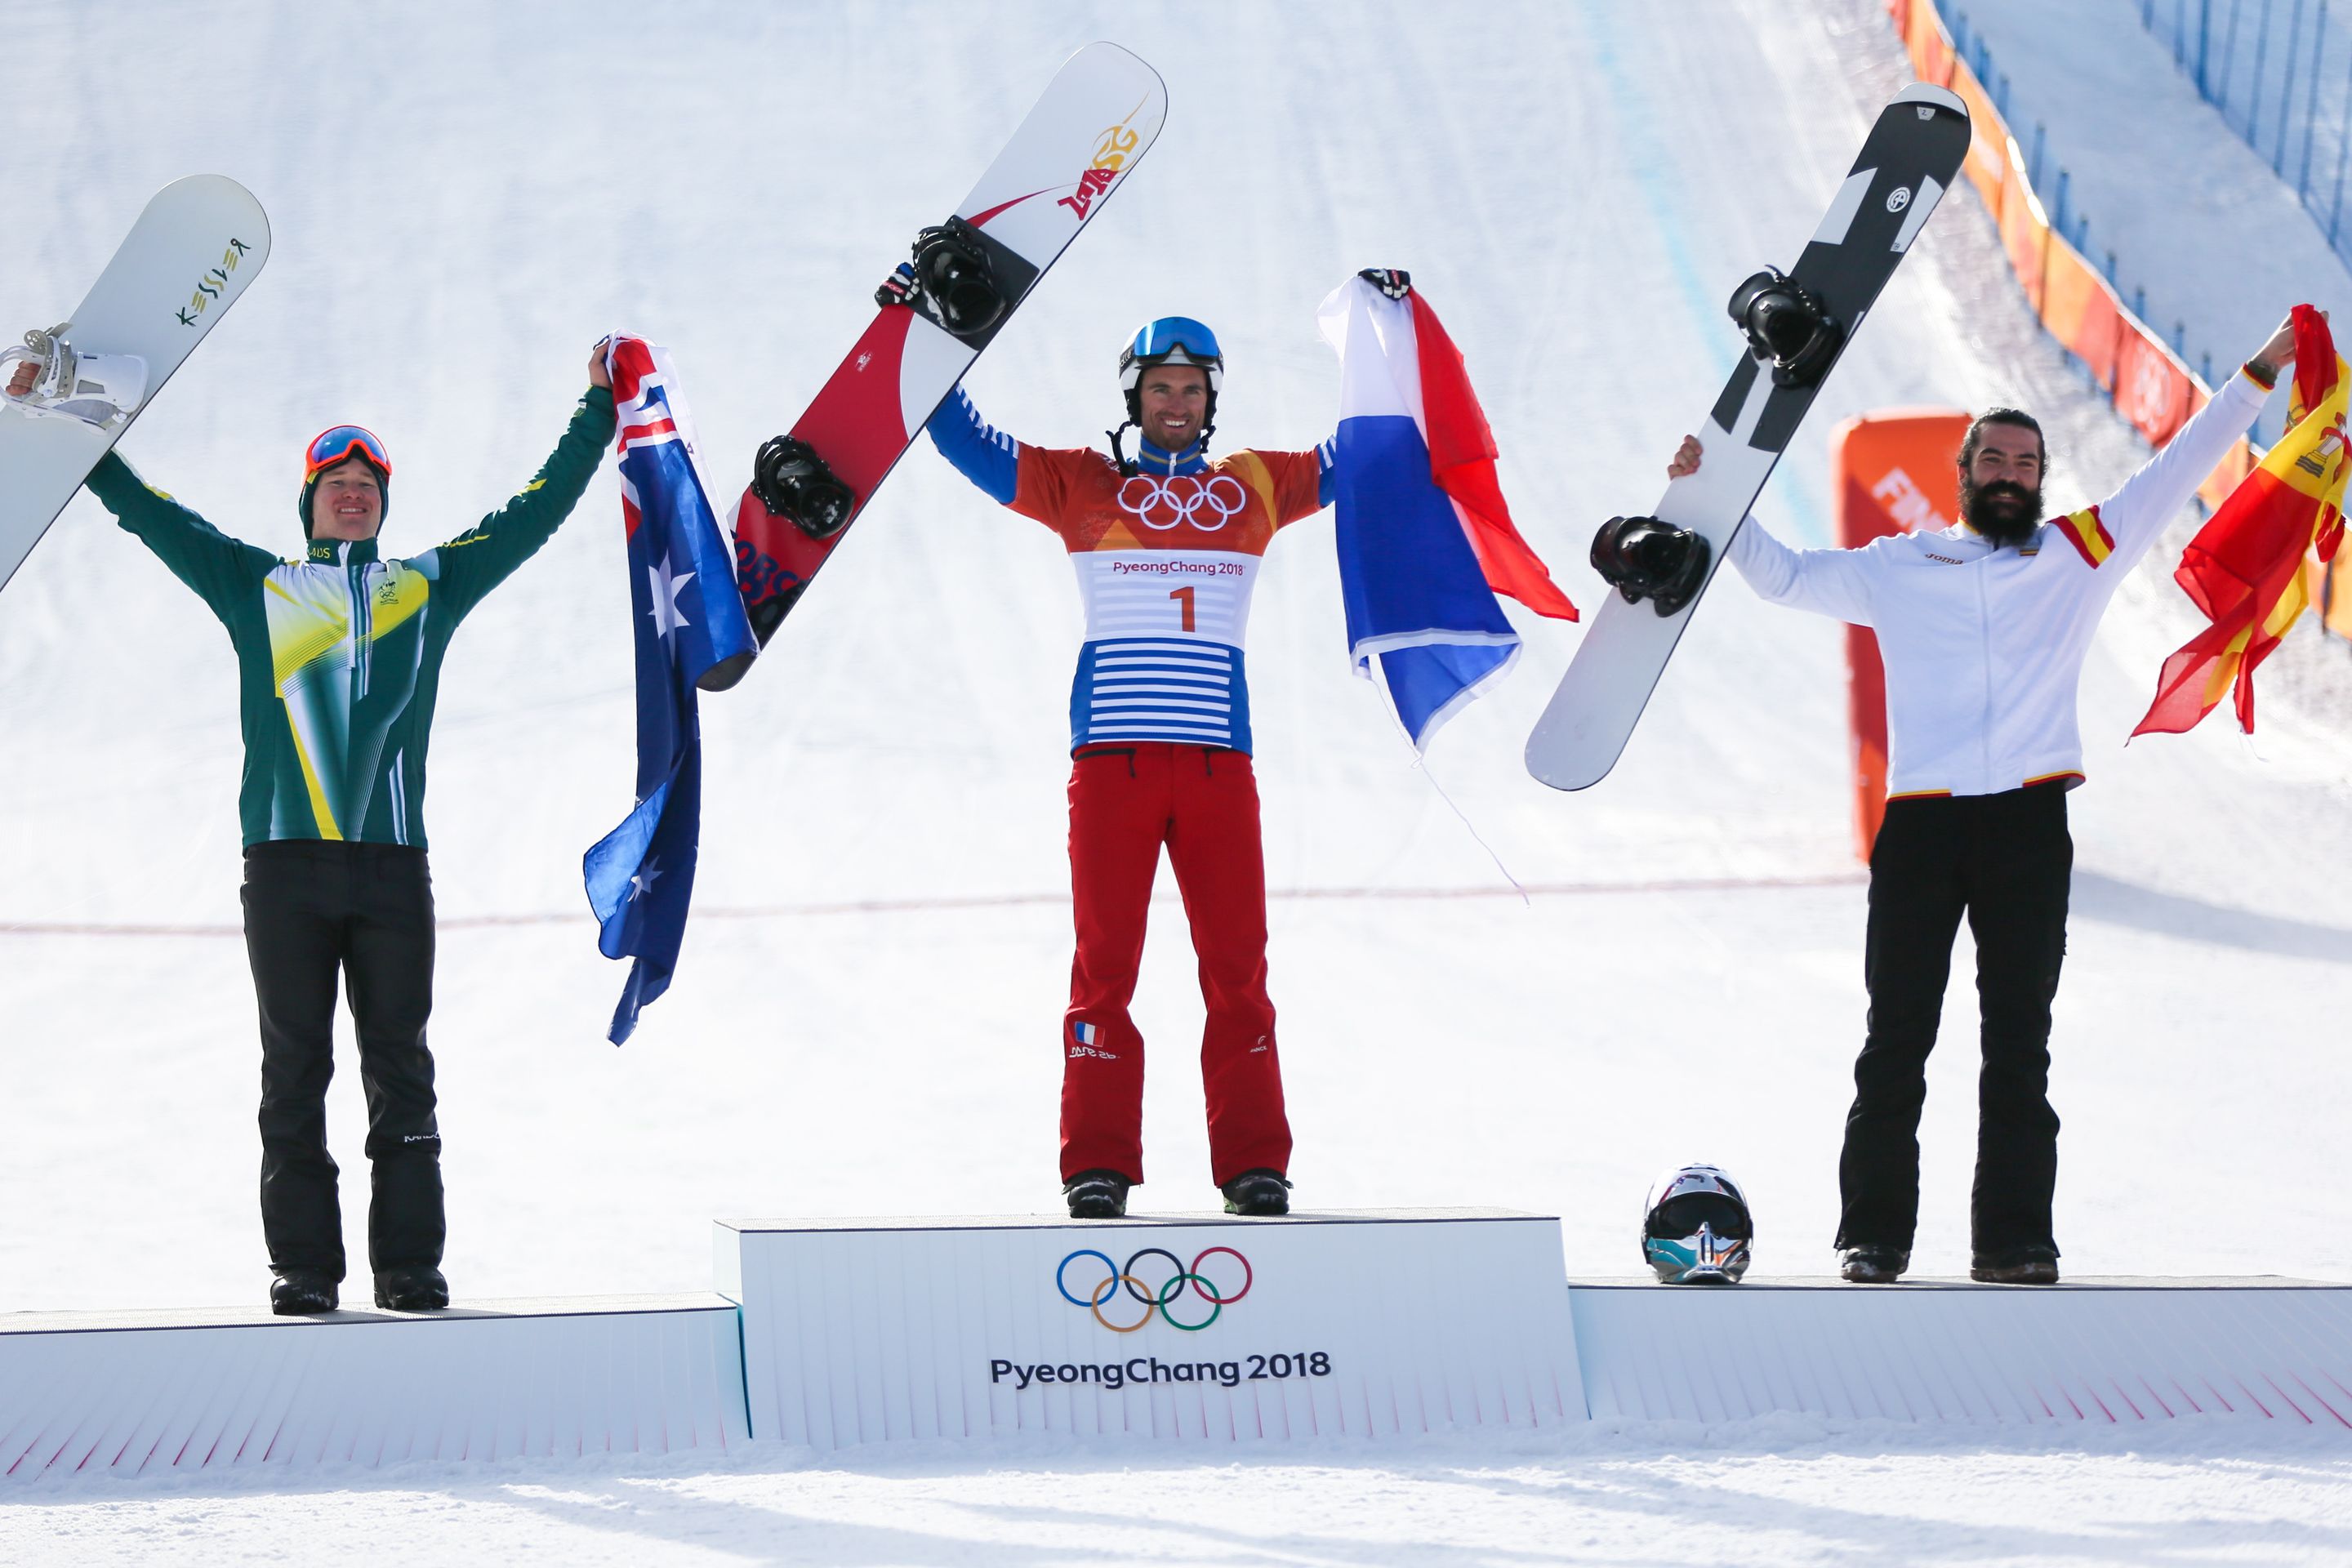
1524 83 1970 791
0 176 271 596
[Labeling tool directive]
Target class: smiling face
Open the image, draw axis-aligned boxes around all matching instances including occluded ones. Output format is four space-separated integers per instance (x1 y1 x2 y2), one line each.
310 456 385 541
1137 364 1209 452
1958 417 2045 546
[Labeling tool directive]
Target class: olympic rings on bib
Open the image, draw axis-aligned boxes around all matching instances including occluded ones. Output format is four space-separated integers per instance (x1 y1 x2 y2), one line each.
1116 472 1250 532
1055 1245 1254 1333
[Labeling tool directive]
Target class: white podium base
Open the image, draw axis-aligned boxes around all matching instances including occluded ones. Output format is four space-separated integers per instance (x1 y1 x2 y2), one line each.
1568 1276 2352 1427
717 1209 1583 1450
0 1294 748 1477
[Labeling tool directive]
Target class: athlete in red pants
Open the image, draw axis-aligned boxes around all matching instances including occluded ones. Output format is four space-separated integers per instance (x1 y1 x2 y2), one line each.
929 312 1339 1217
1064 742 1290 1188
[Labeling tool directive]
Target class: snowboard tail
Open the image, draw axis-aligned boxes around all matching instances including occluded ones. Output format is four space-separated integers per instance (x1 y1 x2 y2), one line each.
0 176 271 598
1523 83 1970 791
722 42 1167 688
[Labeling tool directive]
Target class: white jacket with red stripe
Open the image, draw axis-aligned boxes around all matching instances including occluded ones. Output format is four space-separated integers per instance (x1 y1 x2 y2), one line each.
1726 370 2270 799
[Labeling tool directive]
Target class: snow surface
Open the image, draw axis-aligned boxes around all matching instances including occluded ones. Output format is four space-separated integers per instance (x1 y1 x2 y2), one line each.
3 0 2352 1557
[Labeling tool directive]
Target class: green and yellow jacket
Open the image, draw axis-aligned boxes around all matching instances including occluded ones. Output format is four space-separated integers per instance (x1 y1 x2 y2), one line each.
88 386 617 849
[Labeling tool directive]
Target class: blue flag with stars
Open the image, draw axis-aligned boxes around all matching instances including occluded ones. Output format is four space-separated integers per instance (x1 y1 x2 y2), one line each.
583 336 758 1044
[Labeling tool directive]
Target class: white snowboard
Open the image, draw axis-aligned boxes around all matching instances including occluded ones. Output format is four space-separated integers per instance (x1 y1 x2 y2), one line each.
0 175 272 596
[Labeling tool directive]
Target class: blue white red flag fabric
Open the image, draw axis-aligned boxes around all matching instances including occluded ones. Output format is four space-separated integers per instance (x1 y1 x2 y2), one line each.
1316 277 1575 749
582 336 758 1045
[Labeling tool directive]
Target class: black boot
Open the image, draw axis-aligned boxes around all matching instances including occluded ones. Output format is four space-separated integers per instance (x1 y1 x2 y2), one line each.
1221 1169 1291 1217
270 1268 339 1316
1063 1170 1130 1219
1971 1244 2060 1285
374 1264 449 1312
1838 1245 1910 1284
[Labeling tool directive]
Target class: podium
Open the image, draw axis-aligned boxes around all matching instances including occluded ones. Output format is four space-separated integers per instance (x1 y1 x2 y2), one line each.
0 1294 747 1477
1570 1276 2352 1428
715 1209 1584 1448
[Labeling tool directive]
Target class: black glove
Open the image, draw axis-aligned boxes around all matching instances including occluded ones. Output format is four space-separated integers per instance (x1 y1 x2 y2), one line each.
1590 515 1711 617
1358 267 1412 300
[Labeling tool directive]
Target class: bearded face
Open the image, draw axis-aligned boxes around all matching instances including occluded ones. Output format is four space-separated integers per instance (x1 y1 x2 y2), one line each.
1958 470 2043 547
1958 416 2047 547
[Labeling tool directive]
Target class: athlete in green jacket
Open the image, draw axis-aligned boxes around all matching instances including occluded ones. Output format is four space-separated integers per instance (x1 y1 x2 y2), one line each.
37 343 618 1315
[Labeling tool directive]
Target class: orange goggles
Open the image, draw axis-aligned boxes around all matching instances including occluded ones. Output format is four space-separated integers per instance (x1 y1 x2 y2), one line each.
304 425 393 481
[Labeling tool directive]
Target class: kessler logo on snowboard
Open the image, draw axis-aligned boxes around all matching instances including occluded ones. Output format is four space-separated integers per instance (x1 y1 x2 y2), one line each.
1 176 273 599
720 42 1168 688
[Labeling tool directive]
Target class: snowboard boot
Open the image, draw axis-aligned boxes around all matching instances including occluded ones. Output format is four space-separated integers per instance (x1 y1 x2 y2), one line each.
1970 1245 2060 1285
1221 1169 1292 1217
270 1268 339 1316
1838 1245 1910 1285
373 1265 450 1312
1063 1170 1131 1219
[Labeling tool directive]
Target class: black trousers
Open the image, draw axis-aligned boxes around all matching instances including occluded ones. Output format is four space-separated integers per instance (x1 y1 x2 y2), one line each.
1837 785 2070 1257
242 841 442 1281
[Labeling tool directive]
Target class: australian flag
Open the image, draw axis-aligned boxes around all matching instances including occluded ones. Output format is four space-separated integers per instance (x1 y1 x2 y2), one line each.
1316 276 1578 748
583 336 758 1044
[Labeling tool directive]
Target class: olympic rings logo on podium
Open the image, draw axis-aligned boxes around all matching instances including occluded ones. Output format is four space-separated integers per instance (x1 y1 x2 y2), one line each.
1116 473 1249 532
1055 1245 1254 1332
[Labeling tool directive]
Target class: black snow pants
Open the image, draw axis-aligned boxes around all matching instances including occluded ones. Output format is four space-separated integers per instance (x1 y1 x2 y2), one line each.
1835 783 2071 1258
241 841 443 1282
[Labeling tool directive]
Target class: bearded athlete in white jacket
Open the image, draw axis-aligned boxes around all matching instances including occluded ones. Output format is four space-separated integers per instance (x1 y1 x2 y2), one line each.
1611 313 2301 1288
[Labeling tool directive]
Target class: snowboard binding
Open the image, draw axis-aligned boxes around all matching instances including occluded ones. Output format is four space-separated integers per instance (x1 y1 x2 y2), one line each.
1591 514 1710 617
2 323 149 430
876 216 1010 341
750 435 856 541
1727 268 1842 388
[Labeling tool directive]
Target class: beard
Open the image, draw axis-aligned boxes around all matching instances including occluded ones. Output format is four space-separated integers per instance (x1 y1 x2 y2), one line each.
1959 475 2042 546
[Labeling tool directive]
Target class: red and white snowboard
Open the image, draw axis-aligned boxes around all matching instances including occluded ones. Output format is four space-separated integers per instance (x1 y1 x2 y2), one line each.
720 41 1165 687
0 176 271 597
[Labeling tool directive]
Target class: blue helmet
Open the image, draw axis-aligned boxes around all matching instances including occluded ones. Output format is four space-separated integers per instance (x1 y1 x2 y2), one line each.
1118 315 1223 423
1642 1164 1753 1285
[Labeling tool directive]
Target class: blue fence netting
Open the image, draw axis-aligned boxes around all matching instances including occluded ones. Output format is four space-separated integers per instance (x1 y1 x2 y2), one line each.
2142 0 2352 258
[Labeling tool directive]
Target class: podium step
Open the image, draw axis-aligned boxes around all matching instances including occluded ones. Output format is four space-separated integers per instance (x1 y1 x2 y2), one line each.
1566 1276 2352 1426
0 1292 748 1477
716 1209 1583 1449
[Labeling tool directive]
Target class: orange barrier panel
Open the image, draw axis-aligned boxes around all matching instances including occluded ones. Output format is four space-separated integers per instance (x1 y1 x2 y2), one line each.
1950 65 2009 211
2114 328 2197 448
2039 240 2125 389
1833 410 1974 861
1996 136 2051 313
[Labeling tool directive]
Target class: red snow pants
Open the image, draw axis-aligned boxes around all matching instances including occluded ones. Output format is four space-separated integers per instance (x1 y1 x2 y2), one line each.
1062 742 1290 1187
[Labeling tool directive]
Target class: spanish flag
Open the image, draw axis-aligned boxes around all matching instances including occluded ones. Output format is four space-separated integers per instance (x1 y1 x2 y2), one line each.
2134 305 2347 736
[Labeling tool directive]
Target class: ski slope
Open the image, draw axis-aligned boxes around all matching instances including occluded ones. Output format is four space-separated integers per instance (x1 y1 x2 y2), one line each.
3 0 2351 1557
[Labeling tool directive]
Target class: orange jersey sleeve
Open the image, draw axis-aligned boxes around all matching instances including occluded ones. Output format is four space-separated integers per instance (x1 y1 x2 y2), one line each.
1011 446 1120 539
1217 448 1329 532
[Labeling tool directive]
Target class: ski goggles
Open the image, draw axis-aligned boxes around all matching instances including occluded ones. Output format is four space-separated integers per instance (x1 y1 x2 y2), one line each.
1125 316 1223 369
304 425 393 481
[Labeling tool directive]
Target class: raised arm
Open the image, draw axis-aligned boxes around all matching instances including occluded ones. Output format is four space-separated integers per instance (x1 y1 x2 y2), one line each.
1610 434 1880 625
425 349 617 613
927 386 1021 504
2098 314 2298 572
84 449 276 615
1725 514 1881 626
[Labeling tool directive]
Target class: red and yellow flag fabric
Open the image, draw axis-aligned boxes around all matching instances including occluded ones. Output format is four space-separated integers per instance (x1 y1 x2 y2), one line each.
2135 305 2348 736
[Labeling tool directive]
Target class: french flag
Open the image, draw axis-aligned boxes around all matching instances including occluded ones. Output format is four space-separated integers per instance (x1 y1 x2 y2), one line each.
1316 277 1576 748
